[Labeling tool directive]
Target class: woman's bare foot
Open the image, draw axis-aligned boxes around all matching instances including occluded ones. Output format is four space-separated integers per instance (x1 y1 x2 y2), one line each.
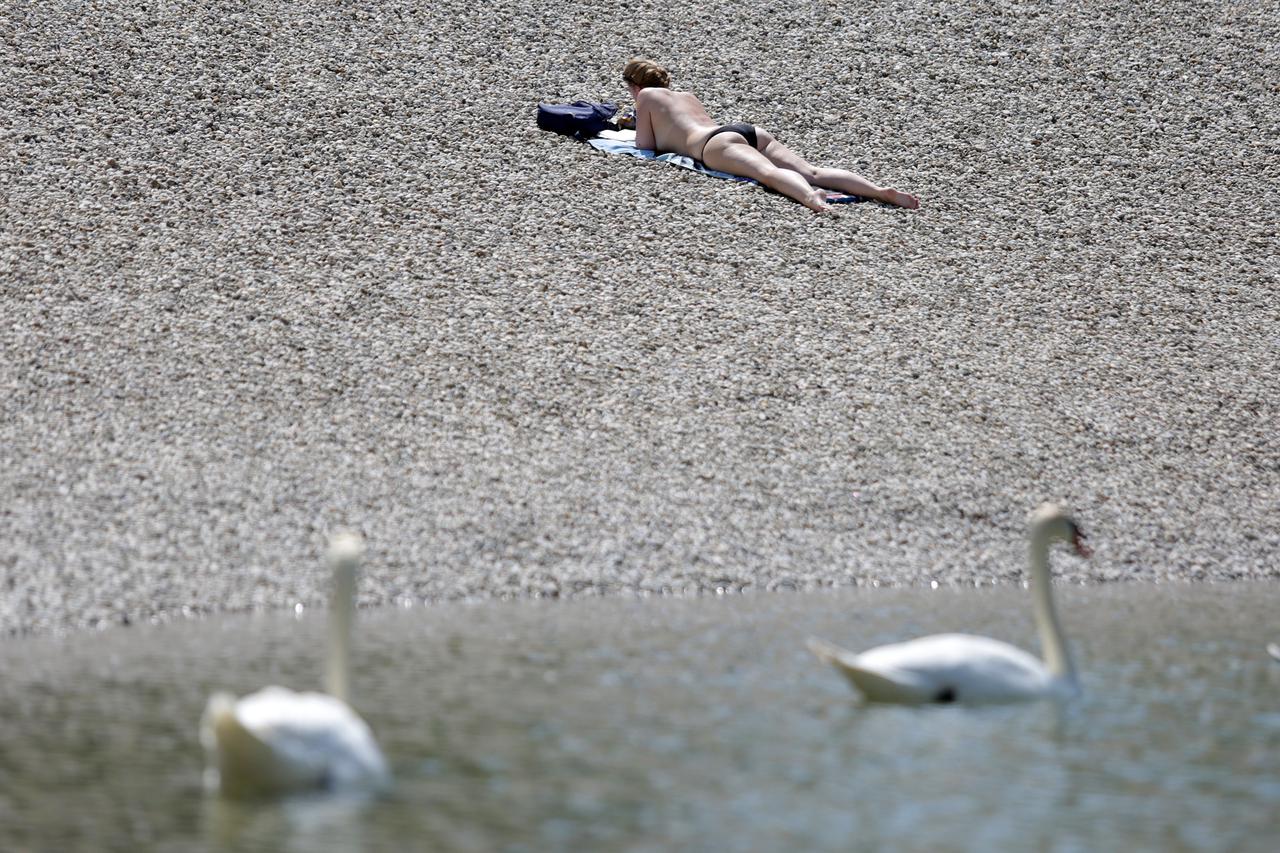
878 187 920 209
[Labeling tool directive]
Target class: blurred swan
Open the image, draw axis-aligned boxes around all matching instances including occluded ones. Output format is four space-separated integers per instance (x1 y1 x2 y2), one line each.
202 532 390 798
1268 643 1280 663
808 504 1091 704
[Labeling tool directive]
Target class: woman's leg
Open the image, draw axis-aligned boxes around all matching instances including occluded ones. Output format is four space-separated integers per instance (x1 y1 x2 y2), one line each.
702 134 831 212
757 129 920 209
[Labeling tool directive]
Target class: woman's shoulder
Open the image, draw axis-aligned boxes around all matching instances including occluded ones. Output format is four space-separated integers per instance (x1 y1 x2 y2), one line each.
636 87 701 112
639 86 692 101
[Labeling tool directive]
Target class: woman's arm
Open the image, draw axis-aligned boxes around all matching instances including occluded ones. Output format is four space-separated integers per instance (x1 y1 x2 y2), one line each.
634 90 657 151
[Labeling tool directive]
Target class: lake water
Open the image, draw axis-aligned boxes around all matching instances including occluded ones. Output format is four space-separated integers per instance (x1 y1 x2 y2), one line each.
2 582 1277 851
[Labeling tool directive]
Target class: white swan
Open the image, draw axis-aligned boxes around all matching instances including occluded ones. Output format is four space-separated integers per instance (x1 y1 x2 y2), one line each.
1268 643 1280 663
202 532 390 798
808 504 1091 704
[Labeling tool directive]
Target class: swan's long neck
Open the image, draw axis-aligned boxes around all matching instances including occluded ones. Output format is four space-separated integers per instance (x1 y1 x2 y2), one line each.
325 542 359 705
1030 523 1076 685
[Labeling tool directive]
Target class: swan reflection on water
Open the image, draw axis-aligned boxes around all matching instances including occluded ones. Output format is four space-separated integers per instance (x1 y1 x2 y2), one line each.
202 787 379 852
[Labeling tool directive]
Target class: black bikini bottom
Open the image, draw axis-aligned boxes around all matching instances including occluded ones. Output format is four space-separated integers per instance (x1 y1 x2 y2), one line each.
701 122 759 157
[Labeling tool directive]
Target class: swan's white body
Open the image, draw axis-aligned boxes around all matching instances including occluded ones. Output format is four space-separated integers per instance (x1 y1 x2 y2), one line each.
1268 643 1280 663
808 505 1089 705
807 633 1072 704
202 534 389 797
202 687 388 798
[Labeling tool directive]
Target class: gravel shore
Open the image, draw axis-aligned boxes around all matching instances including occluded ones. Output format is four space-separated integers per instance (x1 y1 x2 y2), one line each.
3 0 1277 635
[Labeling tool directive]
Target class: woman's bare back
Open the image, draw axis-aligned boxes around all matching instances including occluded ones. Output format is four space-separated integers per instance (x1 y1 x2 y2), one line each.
634 88 718 158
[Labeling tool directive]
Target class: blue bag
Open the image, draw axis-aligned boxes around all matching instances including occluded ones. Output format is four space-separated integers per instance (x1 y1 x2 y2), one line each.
536 100 617 140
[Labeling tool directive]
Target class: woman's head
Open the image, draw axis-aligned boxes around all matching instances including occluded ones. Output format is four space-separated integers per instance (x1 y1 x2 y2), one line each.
622 59 671 89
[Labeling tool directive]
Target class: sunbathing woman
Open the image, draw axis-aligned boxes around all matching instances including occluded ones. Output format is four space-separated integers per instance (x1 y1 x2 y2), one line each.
624 58 919 213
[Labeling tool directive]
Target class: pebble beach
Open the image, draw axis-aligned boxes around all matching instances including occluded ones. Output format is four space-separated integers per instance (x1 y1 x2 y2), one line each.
2 0 1277 635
